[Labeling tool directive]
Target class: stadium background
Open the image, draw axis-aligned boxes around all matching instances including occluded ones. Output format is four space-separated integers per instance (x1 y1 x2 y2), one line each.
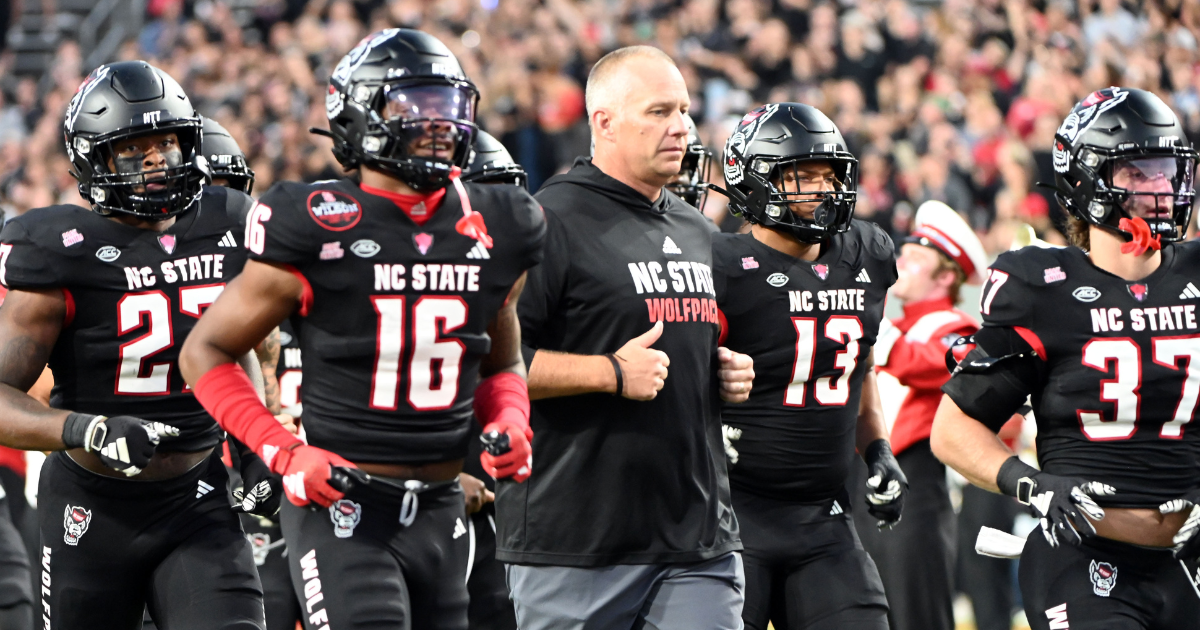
0 0 1191 628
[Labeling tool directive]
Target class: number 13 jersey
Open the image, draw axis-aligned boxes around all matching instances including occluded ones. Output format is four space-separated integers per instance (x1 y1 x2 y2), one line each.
712 221 897 502
248 178 544 465
957 243 1200 507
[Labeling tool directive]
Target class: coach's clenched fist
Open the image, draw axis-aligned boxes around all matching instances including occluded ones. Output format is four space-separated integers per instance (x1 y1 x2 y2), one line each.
614 321 671 400
717 347 754 403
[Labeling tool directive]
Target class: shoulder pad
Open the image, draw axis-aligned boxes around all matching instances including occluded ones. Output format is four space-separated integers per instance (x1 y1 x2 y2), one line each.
0 205 90 288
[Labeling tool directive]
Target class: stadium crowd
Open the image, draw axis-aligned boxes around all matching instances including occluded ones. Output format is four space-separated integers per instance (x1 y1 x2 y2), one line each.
2 0 1199 248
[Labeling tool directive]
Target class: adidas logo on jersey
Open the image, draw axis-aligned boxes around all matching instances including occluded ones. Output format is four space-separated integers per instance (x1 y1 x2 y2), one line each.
855 269 871 283
195 480 214 499
217 231 237 248
465 241 490 260
453 517 468 539
662 237 682 255
829 500 844 516
1181 282 1200 300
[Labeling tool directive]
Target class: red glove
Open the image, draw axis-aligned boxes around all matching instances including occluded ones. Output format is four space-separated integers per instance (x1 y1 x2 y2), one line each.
475 372 533 483
273 443 356 508
481 421 533 482
193 363 358 507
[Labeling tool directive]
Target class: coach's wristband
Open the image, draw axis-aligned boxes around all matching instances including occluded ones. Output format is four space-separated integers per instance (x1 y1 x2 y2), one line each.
62 412 105 451
996 456 1040 501
605 353 624 397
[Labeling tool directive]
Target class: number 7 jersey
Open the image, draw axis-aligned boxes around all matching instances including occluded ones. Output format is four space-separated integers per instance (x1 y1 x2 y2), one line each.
0 188 253 451
975 242 1200 507
247 178 544 465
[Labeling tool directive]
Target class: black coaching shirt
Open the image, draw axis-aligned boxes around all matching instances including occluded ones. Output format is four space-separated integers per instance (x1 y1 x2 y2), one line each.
943 243 1200 507
496 158 740 567
248 177 544 464
713 222 897 502
0 187 253 451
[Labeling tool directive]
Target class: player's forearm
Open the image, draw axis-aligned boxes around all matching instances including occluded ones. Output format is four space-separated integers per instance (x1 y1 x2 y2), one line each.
855 369 889 453
480 275 528 380
253 328 282 414
930 394 1014 493
527 350 617 400
0 383 70 450
238 351 267 405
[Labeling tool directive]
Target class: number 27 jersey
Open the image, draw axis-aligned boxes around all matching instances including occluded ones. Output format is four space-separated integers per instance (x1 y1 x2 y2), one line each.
976 243 1200 507
248 178 544 465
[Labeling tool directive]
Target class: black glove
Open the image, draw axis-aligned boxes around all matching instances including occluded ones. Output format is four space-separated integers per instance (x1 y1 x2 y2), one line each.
997 456 1114 548
230 440 281 517
863 439 908 529
1159 490 1200 560
62 413 179 477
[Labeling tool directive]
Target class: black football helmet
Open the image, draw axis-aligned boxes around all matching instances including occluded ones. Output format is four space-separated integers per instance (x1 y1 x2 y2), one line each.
324 28 479 192
717 103 857 243
463 130 526 188
667 114 712 208
64 61 207 219
201 117 255 194
1053 87 1197 242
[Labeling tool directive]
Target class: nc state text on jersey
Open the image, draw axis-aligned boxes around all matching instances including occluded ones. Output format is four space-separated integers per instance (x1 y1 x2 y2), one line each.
123 254 227 290
373 263 482 292
627 261 716 296
1090 305 1200 333
789 289 868 312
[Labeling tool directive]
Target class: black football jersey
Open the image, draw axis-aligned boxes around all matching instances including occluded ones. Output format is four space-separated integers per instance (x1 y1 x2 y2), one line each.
0 187 253 451
964 243 1200 507
277 317 303 416
713 220 897 502
248 178 544 464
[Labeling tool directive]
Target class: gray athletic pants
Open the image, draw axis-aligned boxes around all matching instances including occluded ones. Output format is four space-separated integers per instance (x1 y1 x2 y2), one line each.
506 551 745 630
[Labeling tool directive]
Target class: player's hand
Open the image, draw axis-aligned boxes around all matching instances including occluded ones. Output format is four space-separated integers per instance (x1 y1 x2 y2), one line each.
271 444 357 508
1021 472 1114 548
275 413 299 435
614 321 670 400
717 347 754 403
460 472 495 514
1159 491 1200 560
233 451 281 517
480 421 533 482
863 439 908 529
63 413 180 477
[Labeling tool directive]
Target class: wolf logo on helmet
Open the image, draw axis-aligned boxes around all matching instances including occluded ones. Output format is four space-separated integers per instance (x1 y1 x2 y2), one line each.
723 104 779 186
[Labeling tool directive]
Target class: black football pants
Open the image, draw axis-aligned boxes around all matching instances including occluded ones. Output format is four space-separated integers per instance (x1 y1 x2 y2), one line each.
279 476 470 630
240 514 301 630
734 488 889 630
466 505 516 630
38 451 265 630
1020 529 1200 630
0 492 33 630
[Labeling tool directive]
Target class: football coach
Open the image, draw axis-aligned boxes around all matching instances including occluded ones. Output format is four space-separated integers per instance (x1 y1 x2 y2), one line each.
494 45 754 630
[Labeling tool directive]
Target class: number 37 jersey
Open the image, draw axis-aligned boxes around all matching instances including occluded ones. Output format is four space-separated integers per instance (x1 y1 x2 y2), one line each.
0 188 253 451
248 178 544 465
975 243 1200 507
712 221 897 501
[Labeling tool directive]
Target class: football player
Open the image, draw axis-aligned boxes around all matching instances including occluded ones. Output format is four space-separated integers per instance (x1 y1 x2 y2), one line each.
711 102 906 630
0 62 268 628
933 87 1200 630
666 113 712 209
179 29 545 630
458 129 521 630
201 118 302 630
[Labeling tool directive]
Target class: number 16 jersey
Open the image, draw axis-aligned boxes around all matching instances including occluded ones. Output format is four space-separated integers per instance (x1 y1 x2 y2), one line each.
248 178 544 465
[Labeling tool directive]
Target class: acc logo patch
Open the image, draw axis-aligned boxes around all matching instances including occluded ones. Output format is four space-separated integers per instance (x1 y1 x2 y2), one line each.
766 273 789 287
351 239 381 258
1072 286 1101 302
307 190 362 231
329 499 362 539
63 505 92 546
94 246 121 262
1089 560 1117 597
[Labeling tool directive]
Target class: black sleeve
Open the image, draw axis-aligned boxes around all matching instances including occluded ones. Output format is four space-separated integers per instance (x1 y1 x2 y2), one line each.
978 251 1036 329
222 187 255 236
0 217 66 289
865 222 899 288
246 183 318 266
517 207 570 370
941 326 1044 432
508 188 547 270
